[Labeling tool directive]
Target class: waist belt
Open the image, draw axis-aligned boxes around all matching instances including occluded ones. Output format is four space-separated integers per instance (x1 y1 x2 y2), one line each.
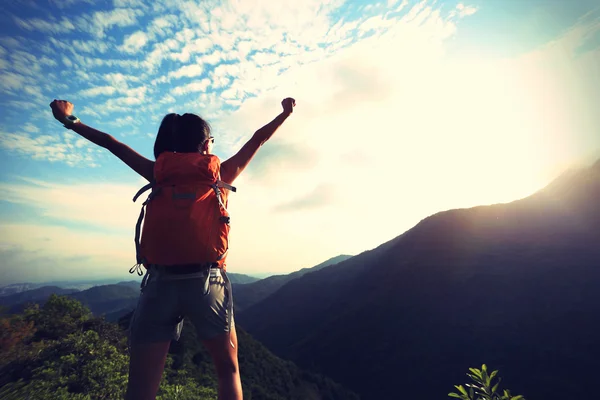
151 263 217 275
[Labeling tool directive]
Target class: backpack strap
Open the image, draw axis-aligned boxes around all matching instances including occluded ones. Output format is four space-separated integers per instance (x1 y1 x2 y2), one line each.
130 181 158 276
216 179 236 192
212 180 236 264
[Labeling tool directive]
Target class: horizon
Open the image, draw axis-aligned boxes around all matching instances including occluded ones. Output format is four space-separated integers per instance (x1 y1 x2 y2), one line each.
1 0 599 285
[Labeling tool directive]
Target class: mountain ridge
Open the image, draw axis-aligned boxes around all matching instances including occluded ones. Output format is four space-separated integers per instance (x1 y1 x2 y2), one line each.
233 254 353 311
238 159 600 399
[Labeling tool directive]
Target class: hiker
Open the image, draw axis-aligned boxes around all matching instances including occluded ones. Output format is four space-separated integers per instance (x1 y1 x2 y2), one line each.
49 97 296 400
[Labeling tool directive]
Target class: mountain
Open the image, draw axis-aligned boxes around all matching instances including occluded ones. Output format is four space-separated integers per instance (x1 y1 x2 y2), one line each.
237 159 600 400
0 279 129 295
233 255 353 312
0 286 79 309
69 284 140 316
227 272 261 285
0 283 43 297
2 284 140 320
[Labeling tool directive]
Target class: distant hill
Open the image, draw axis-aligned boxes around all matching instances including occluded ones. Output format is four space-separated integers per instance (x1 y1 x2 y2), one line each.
227 272 260 285
238 159 600 400
0 283 45 297
233 255 353 311
2 283 140 320
116 280 141 291
0 279 128 296
0 286 79 309
69 284 139 317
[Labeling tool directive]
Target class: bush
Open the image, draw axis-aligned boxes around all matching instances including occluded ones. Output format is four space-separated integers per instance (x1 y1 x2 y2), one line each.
449 364 525 400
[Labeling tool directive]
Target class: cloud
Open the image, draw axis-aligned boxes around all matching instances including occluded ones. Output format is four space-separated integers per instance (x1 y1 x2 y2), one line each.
14 16 75 34
152 62 205 84
113 0 146 7
0 71 28 92
120 30 149 53
79 86 118 97
49 0 94 8
0 178 152 283
23 123 40 133
0 178 143 231
148 15 176 37
456 3 478 17
80 8 143 38
72 39 110 54
0 223 133 284
172 79 212 95
0 131 100 167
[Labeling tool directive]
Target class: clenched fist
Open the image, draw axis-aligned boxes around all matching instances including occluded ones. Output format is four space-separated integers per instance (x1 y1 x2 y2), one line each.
50 99 74 124
281 97 296 116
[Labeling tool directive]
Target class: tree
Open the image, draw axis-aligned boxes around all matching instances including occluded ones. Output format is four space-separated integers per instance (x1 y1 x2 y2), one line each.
24 294 92 341
0 314 35 353
449 364 525 400
0 330 129 399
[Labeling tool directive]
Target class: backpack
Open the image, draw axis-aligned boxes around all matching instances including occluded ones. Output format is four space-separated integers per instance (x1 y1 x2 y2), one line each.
129 152 236 274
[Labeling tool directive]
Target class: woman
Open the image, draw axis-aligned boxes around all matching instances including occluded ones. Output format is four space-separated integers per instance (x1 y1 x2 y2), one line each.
50 97 296 400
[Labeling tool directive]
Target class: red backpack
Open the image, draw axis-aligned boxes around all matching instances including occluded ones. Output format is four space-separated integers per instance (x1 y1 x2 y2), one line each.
130 152 236 273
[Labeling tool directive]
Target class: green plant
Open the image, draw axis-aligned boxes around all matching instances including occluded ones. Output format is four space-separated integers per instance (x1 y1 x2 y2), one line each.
449 364 525 400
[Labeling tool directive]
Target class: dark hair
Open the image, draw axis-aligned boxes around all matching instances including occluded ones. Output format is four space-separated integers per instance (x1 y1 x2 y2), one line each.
153 113 212 159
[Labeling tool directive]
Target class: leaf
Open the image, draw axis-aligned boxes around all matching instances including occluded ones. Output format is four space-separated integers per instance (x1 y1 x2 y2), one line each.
490 371 498 381
456 385 468 396
510 396 524 400
448 393 463 398
491 381 500 394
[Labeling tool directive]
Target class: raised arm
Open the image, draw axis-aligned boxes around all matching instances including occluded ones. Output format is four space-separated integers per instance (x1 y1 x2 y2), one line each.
49 100 155 182
220 97 296 185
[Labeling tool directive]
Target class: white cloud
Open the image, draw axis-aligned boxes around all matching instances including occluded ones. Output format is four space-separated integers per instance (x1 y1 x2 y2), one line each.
23 123 40 133
103 72 136 87
62 56 73 67
0 71 28 92
0 37 21 49
81 8 142 38
0 131 100 167
14 16 75 34
50 0 94 8
456 3 478 17
0 223 133 284
120 30 149 53
1 178 144 232
149 15 176 37
172 79 211 95
176 64 205 79
72 39 110 54
79 86 118 97
113 0 146 7
111 115 137 127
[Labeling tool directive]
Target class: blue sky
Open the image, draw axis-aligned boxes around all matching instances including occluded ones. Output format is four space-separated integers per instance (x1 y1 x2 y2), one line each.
0 0 599 284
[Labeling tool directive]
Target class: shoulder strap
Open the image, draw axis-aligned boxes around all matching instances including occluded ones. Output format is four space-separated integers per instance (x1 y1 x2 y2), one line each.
133 181 155 202
130 181 157 275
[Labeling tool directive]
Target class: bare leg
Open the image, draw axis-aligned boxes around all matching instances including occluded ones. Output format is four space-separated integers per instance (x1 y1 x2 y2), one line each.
126 341 171 400
202 326 242 400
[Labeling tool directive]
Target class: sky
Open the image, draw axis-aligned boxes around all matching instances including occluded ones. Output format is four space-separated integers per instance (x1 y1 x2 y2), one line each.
0 0 598 285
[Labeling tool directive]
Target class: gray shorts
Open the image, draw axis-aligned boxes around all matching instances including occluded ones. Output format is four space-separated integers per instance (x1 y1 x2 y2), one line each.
128 266 234 345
